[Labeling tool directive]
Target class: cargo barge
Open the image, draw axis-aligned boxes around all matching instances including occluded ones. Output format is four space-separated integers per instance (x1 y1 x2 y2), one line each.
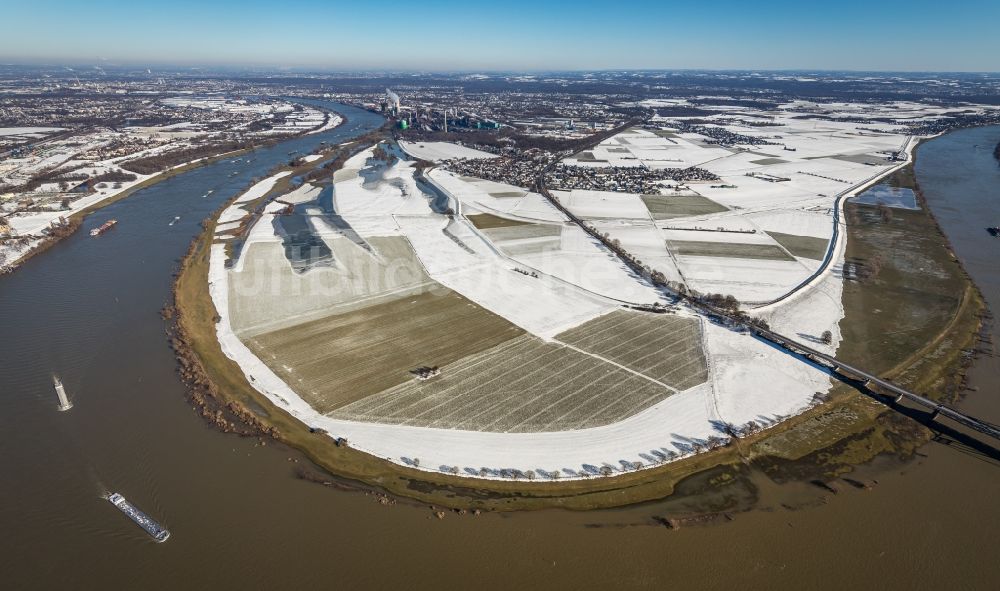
53 375 72 411
107 493 170 542
90 219 118 237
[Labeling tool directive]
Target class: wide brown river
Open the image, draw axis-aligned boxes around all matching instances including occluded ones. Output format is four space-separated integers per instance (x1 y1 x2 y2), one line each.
1 113 997 590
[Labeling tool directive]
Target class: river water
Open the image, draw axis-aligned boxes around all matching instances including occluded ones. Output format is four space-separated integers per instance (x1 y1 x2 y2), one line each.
0 113 997 589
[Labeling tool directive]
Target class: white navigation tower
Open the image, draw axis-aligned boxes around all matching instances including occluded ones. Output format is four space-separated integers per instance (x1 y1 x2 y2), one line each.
53 375 72 411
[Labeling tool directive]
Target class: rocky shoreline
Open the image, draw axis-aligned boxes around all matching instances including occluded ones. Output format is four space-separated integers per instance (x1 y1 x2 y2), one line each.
164 297 281 440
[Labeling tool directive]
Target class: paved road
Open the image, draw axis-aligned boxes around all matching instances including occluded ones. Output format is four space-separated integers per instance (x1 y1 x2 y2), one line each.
534 131 999 441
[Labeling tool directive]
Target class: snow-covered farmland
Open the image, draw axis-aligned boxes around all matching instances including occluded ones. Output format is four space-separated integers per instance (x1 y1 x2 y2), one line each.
430 169 565 222
399 140 499 162
0 126 64 137
207 97 939 479
551 103 919 306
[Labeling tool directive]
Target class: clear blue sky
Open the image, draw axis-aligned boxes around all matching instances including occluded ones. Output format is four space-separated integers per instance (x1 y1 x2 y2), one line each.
4 0 998 72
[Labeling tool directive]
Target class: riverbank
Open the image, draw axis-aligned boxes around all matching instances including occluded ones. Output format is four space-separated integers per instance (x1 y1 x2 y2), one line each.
169 127 990 512
751 136 987 480
1 103 345 275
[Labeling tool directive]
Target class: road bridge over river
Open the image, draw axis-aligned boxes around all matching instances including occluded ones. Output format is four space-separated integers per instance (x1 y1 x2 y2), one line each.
752 326 1000 441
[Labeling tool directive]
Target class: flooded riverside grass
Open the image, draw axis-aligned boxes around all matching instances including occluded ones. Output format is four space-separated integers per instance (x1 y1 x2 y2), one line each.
850 184 919 209
1 113 998 589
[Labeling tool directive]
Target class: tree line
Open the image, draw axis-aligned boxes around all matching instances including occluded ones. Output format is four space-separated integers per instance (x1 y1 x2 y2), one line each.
121 140 253 175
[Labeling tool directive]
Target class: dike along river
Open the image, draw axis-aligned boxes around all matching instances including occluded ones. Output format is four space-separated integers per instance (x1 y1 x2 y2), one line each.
1 112 998 589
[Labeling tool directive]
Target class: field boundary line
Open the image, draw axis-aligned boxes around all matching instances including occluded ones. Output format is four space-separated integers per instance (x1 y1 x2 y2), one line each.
555 341 679 393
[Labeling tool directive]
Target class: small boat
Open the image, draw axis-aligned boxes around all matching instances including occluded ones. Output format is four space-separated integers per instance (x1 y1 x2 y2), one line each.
988 226 999 237
168 216 180 226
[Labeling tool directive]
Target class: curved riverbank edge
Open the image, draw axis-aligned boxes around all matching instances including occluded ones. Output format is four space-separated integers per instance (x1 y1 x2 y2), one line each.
171 133 987 512
3 153 229 274
291 98 349 133
3 106 344 276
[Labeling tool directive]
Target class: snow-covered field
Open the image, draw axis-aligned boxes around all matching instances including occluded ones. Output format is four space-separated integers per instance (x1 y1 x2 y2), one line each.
555 103 922 305
217 171 292 224
0 126 64 137
213 227 838 477
430 169 565 222
308 113 344 135
204 100 952 480
399 141 499 162
564 128 732 169
552 189 652 219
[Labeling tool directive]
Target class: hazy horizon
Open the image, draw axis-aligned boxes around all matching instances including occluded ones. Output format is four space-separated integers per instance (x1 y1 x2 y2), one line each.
4 0 999 72
3 60 1000 76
